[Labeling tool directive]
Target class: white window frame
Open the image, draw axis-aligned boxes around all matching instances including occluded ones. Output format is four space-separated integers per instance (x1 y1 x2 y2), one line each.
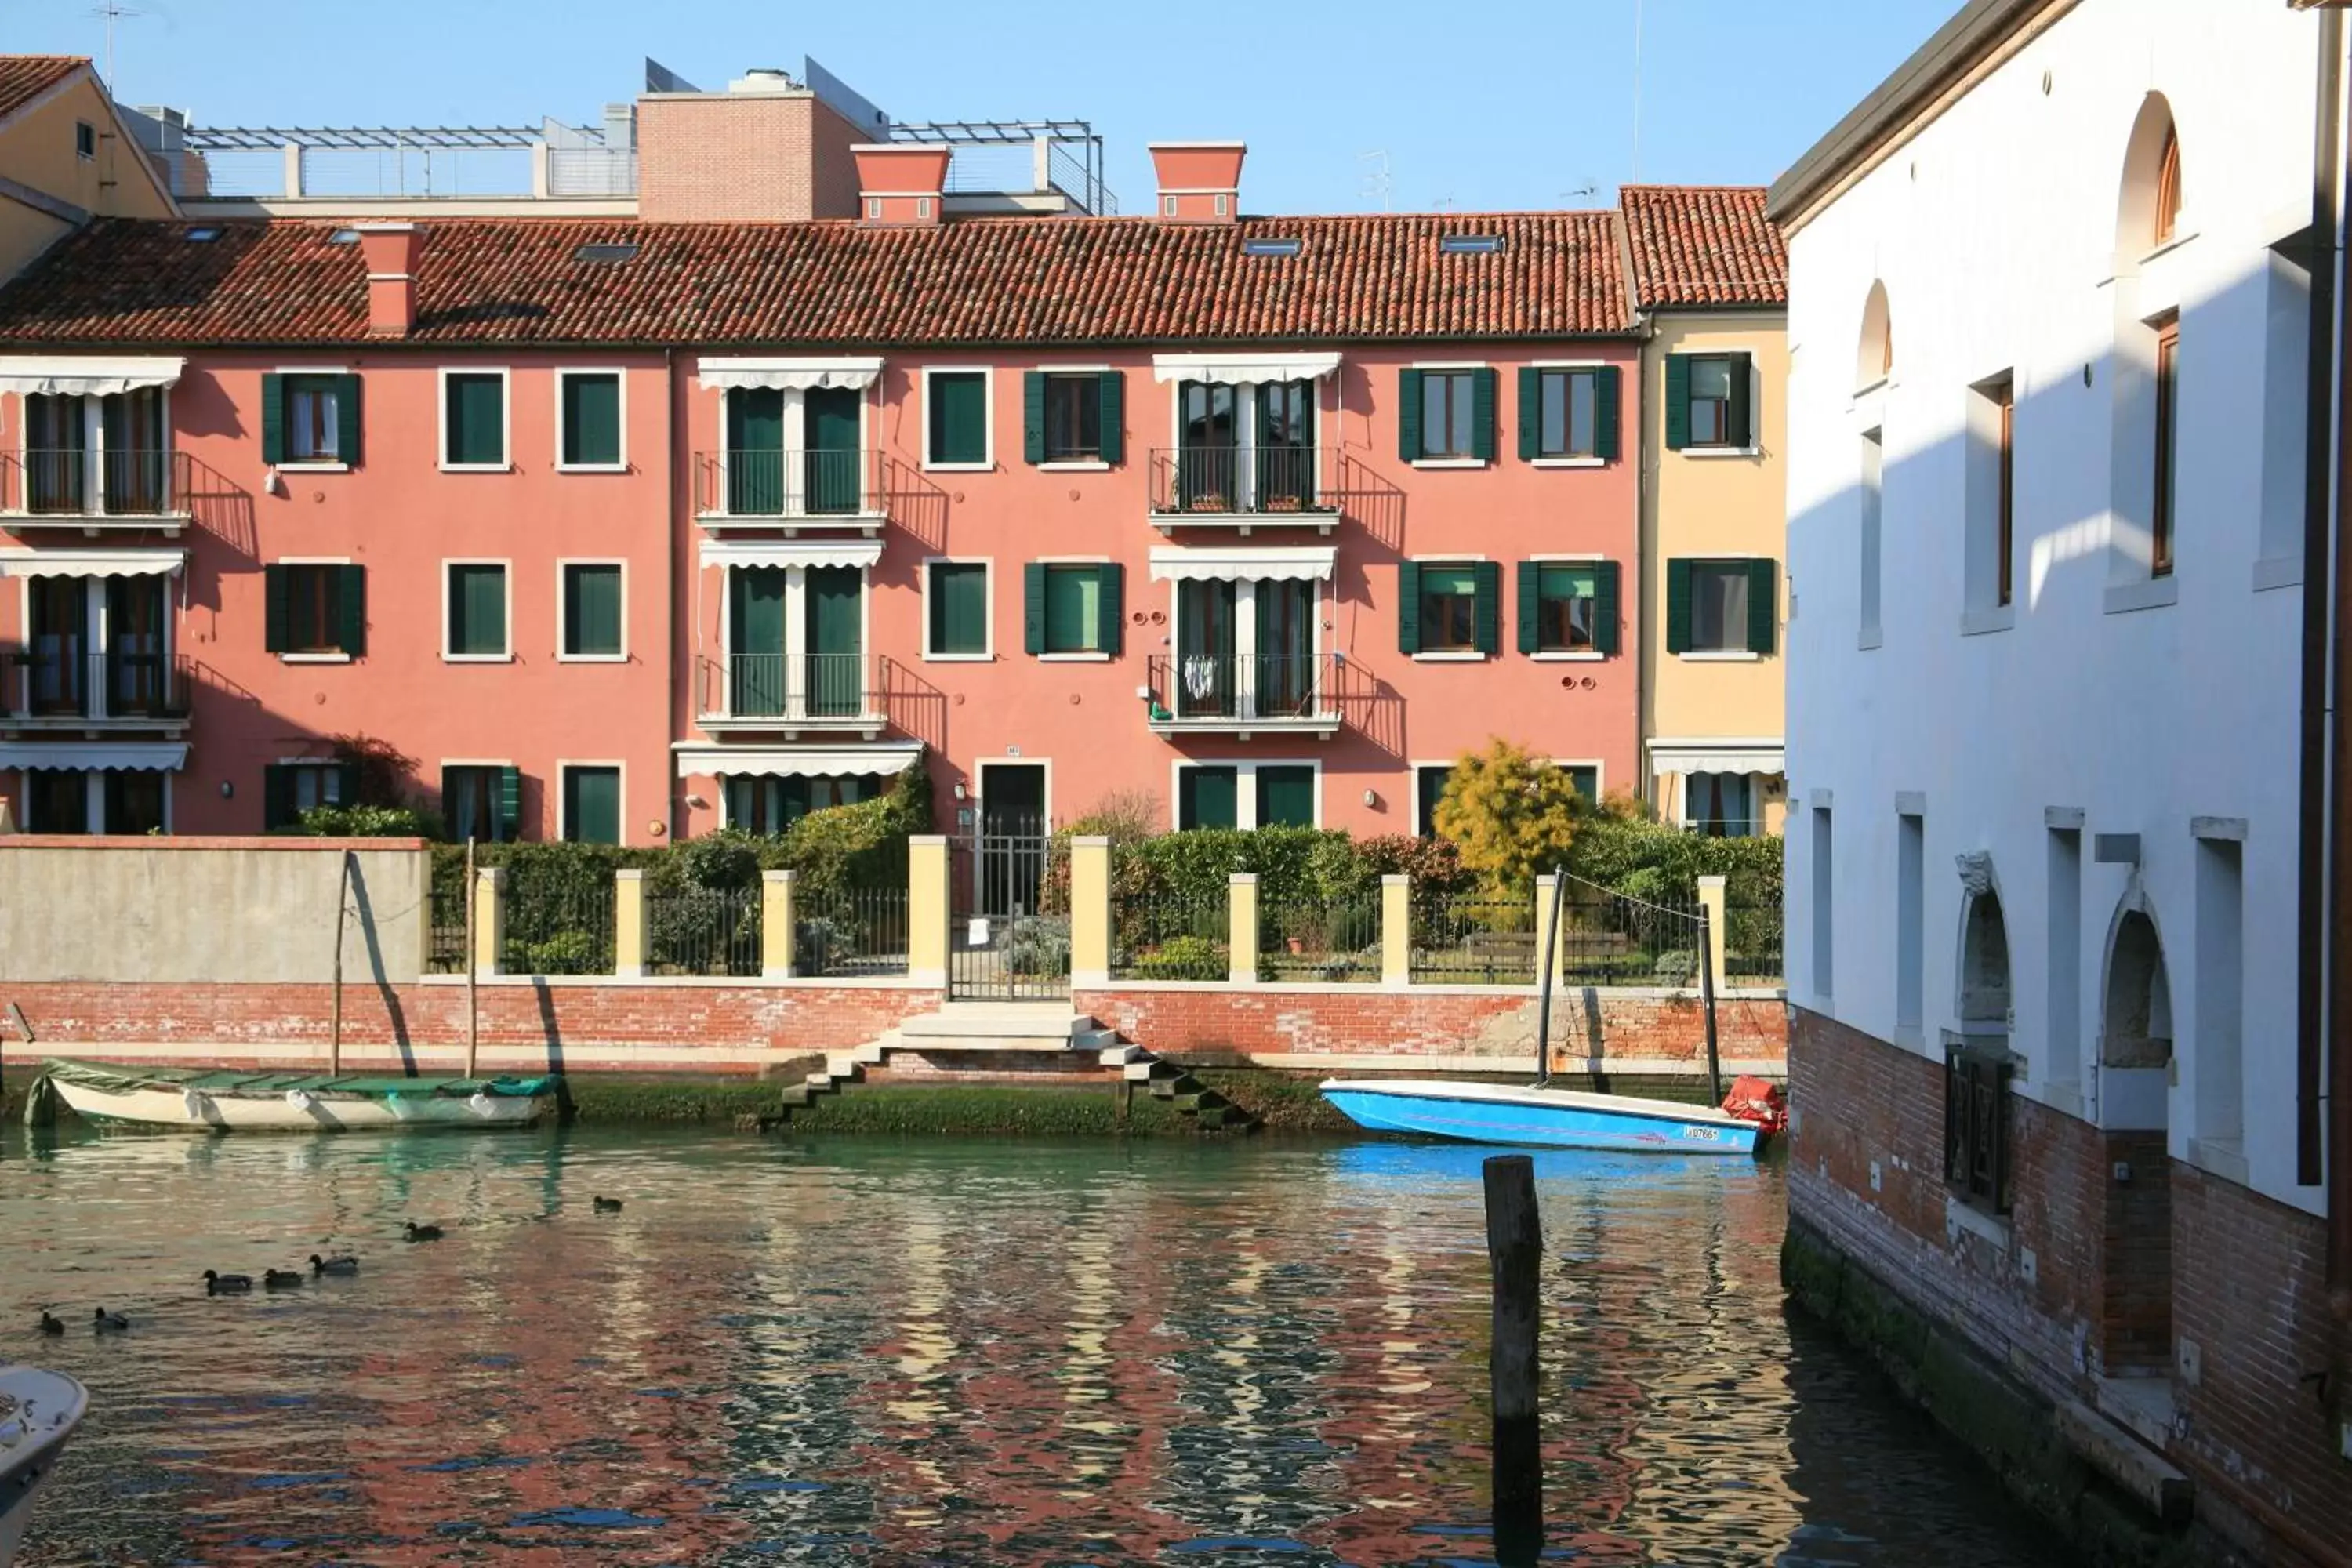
554 759 626 844
441 557 514 662
554 367 628 473
921 365 994 472
1525 551 1608 661
1526 360 1610 468
274 554 355 664
272 365 352 473
1034 554 1114 662
1168 758 1323 832
920 556 993 662
437 366 513 473
555 558 628 663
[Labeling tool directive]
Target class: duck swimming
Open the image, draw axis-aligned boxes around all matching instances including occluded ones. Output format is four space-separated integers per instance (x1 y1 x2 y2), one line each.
93 1308 129 1331
593 1196 623 1213
38 1310 64 1336
263 1269 304 1290
310 1253 360 1276
403 1222 444 1242
203 1270 252 1294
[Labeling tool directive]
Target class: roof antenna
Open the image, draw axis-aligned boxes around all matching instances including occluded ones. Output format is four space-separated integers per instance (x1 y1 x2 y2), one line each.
88 1 141 89
1631 0 1646 183
1358 150 1392 212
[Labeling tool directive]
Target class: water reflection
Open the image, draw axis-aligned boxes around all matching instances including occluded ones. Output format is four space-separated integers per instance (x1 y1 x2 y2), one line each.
0 1127 2066 1566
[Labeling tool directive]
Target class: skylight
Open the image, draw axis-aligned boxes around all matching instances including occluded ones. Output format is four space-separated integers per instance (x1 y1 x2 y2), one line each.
325 228 359 245
1439 234 1504 255
1243 238 1302 258
183 227 220 243
574 242 639 263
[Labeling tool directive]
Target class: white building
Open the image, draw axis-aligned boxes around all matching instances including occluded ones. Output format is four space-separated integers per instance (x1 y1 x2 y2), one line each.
1770 0 2350 1559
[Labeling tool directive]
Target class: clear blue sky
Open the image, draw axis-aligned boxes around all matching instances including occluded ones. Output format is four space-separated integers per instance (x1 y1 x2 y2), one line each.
24 0 1958 212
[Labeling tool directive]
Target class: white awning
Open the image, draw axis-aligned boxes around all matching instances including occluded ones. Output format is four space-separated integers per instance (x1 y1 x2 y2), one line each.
0 548 186 579
0 742 187 772
698 357 883 392
0 356 185 397
1151 351 1341 386
674 742 922 781
1149 545 1336 583
699 539 885 573
1646 740 1786 777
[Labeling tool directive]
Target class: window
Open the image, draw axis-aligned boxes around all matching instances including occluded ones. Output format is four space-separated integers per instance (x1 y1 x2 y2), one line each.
926 369 989 466
1665 353 1754 451
1420 371 1477 458
926 561 989 658
1687 773 1752 837
724 773 880 835
1534 369 1598 459
1416 764 1454 837
105 770 165 835
559 371 623 468
1667 560 1774 655
1255 765 1316 829
1963 377 2013 622
1243 238 1301 258
2153 124 2181 249
261 372 360 467
1418 564 1479 652
1944 1044 2013 1216
441 371 508 468
26 768 87 833
1398 367 1494 463
561 563 624 659
1041 373 1102 462
1179 765 1239 830
1810 806 1833 999
1523 562 1600 654
1896 811 1925 1033
1859 429 1883 646
443 764 519 844
75 121 94 160
2194 836 2245 1154
1024 562 1121 656
2045 826 2082 1091
1173 763 1319 830
2152 318 2179 577
1563 766 1598 805
445 564 509 659
561 765 621 845
263 762 350 830
1997 383 2014 605
1440 234 1504 255
574 243 638 263
266 564 362 657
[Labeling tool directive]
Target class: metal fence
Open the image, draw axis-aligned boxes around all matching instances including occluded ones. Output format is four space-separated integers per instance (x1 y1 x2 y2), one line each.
797 884 909 978
647 887 762 978
1260 895 1381 984
1112 891 1230 981
501 881 616 976
1556 891 1705 986
1411 893 1538 985
1724 890 1785 988
427 881 469 975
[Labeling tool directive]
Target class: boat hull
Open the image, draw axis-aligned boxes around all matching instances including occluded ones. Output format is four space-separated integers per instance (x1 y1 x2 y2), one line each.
1319 1078 1761 1156
41 1062 554 1134
0 1365 88 1568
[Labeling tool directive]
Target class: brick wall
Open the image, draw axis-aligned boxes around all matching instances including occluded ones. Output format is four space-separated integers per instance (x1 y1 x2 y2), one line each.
808 97 867 220
1789 1005 2348 1564
639 94 824 223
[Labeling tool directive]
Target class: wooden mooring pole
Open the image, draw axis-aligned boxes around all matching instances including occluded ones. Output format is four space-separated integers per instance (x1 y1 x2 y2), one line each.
328 849 350 1076
464 839 480 1080
1697 904 1724 1106
1483 1152 1543 1565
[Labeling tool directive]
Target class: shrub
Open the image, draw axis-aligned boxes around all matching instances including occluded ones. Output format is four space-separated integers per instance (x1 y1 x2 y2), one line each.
287 803 434 838
521 929 601 976
1433 737 1588 893
1003 915 1071 978
1651 949 1700 987
1130 933 1225 980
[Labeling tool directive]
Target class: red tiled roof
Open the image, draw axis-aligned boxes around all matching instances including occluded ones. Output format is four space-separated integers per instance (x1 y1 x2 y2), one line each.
1617 186 1788 310
0 56 87 125
0 211 1637 348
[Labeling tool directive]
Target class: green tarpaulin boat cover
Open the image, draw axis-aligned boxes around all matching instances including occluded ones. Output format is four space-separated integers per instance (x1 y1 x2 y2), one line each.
42 1059 557 1100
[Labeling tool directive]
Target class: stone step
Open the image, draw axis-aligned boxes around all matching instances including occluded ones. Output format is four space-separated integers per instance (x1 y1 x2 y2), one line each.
1098 1044 1147 1066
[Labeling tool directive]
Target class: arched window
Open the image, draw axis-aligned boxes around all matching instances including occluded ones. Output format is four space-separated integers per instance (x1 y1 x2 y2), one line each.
2102 909 2173 1069
2116 94 2181 263
1856 280 1893 391
2153 125 2182 248
1958 888 2011 1026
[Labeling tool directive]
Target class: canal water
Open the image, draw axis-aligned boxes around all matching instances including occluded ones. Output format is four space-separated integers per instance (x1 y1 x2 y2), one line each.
1 1127 2069 1566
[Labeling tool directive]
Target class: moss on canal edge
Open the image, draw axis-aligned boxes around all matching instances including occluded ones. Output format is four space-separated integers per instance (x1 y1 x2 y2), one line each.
1781 1218 2232 1568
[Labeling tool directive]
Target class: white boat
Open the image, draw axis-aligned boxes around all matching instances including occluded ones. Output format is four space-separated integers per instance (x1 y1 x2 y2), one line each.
1319 1077 1766 1155
0 1364 88 1567
39 1059 555 1133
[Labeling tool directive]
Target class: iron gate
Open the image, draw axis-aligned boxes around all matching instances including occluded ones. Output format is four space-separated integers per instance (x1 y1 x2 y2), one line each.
948 818 1069 1000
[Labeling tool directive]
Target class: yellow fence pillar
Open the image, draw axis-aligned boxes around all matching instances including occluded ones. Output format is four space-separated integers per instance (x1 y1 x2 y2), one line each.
909 834 949 989
1381 873 1411 988
1069 836 1112 987
763 869 798 979
472 866 506 978
1534 873 1569 986
1697 874 1730 995
1228 872 1259 985
614 869 647 978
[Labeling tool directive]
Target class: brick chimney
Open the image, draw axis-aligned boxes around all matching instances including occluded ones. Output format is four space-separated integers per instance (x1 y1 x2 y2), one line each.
851 144 951 226
352 222 421 336
1148 142 1245 223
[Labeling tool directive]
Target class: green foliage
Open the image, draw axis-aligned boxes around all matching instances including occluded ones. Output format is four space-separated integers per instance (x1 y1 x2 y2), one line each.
286 803 435 838
329 733 422 811
1129 933 1225 980
1002 915 1072 978
1432 736 1588 892
1565 806 1783 903
521 929 602 976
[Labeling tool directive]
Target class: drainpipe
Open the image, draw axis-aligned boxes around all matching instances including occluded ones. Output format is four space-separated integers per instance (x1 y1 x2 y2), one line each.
664 345 681 844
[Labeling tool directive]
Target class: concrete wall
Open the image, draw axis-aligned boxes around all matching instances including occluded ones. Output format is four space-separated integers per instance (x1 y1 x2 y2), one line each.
0 71 175 281
0 836 429 985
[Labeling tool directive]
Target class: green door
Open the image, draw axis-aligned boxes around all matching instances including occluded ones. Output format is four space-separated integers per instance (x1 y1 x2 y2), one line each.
1254 578 1314 717
726 388 785 515
564 766 620 844
1177 579 1238 718
806 566 862 717
728 567 786 715
1178 766 1239 830
1255 764 1316 828
1254 379 1316 510
805 387 861 515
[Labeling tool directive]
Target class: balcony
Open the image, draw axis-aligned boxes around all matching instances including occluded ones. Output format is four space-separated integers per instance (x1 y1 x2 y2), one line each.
692 450 886 533
2 648 194 732
696 652 887 738
0 451 194 535
1142 652 1342 739
1147 447 1341 534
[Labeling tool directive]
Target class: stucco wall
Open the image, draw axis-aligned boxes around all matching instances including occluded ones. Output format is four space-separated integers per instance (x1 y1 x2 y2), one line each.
0 837 430 984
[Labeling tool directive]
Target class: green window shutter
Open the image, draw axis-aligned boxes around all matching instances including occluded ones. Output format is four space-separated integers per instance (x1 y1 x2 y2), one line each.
336 564 366 656
930 562 987 655
1097 371 1125 465
1472 561 1501 654
1594 561 1621 656
1022 371 1047 465
1417 766 1449 837
1515 560 1539 655
1516 368 1540 461
566 767 619 845
1396 561 1422 654
1726 351 1755 448
1594 366 1621 463
1256 765 1315 829
1397 368 1423 462
335 375 362 466
336 761 362 808
1664 354 1692 451
260 373 285 465
1094 563 1123 656
566 564 621 656
263 563 288 653
931 372 986 464
498 765 521 843
1470 368 1497 461
1747 558 1777 655
562 373 620 466
445 373 506 465
1022 562 1047 655
1566 766 1598 804
1180 766 1238 831
1665 558 1693 654
262 764 293 830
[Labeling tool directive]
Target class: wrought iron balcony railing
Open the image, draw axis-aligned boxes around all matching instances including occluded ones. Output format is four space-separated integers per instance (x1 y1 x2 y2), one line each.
0 449 193 521
697 652 880 725
692 449 884 522
2 648 194 722
1147 446 1338 519
1143 651 1341 728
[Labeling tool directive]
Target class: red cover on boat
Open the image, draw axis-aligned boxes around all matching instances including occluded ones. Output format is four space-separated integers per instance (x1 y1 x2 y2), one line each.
1721 1076 1788 1137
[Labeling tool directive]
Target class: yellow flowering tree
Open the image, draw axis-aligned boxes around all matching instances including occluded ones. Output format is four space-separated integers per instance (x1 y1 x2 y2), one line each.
1432 737 1586 891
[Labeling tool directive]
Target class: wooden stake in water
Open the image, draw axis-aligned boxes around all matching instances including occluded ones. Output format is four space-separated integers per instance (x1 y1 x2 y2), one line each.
1484 1152 1543 1564
1697 902 1723 1106
464 838 480 1080
1533 869 1568 1087
328 848 350 1075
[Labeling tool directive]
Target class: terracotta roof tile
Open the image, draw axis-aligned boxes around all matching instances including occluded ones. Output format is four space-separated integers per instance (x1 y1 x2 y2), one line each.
0 211 1636 349
1617 186 1788 310
0 56 87 125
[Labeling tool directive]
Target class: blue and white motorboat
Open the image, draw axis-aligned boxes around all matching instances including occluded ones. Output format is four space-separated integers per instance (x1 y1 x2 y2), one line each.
1 1363 88 1567
1318 1078 1764 1156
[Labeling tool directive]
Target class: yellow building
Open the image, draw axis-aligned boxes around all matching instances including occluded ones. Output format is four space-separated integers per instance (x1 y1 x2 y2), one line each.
1619 187 1788 837
0 56 176 284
